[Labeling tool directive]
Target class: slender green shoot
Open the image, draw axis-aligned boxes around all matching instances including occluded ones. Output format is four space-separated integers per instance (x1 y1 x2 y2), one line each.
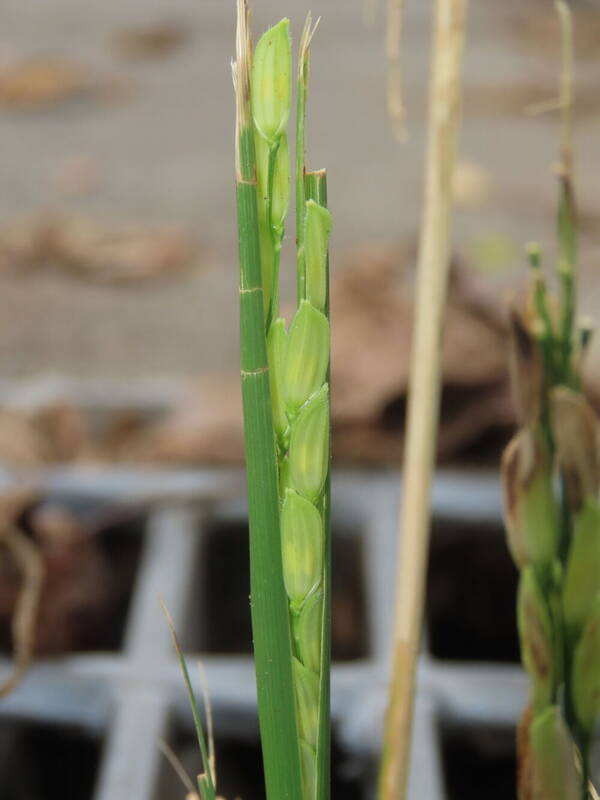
296 15 319 302
233 3 304 798
235 4 333 800
162 601 216 800
305 168 331 800
247 8 332 799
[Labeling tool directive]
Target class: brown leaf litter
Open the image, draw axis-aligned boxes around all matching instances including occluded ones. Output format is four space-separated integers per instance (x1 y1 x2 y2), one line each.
0 489 44 695
86 244 517 467
328 242 515 464
9 236 593 472
111 21 190 61
129 246 597 467
0 493 141 660
0 57 131 111
0 402 149 467
512 0 600 61
0 243 521 469
0 214 198 284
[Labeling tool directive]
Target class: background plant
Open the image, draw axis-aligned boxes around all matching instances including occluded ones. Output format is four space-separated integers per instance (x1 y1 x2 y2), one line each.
501 3 600 797
233 3 332 799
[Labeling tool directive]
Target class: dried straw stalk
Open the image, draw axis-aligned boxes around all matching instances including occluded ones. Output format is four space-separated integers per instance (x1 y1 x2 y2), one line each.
378 0 468 797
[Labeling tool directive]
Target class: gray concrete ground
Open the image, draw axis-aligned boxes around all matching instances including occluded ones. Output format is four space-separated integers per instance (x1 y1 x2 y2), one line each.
1 0 599 378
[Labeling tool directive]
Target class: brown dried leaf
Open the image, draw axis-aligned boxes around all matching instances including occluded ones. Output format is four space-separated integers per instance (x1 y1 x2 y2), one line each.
551 387 599 511
121 375 243 465
0 214 58 271
34 403 88 462
0 410 52 467
0 214 197 283
0 488 39 529
0 526 44 697
120 244 514 467
0 241 518 469
111 22 189 61
514 1 600 61
2 504 120 655
53 217 197 283
0 58 95 110
331 243 509 426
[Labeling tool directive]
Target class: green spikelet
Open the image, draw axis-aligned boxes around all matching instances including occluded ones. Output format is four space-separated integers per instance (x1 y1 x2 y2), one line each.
293 657 320 749
284 301 330 413
304 200 332 312
300 739 317 800
530 706 581 800
296 590 324 673
281 489 324 610
572 596 600 737
563 498 600 643
289 384 330 502
251 20 292 144
501 430 559 571
518 568 555 714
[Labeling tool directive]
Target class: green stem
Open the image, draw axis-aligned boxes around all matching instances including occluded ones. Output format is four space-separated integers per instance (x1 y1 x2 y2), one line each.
305 170 331 800
559 264 575 385
556 0 577 387
234 16 303 798
296 15 313 303
267 140 282 327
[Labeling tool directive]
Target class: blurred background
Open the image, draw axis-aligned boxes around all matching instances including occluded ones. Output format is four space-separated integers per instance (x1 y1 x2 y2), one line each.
0 0 598 380
1 0 600 466
0 0 599 798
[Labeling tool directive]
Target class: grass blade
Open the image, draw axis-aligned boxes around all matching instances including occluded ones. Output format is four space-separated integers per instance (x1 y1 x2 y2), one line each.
161 601 216 800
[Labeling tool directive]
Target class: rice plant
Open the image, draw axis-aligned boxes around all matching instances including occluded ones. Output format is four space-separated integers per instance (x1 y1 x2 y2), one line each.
233 3 332 799
501 4 600 797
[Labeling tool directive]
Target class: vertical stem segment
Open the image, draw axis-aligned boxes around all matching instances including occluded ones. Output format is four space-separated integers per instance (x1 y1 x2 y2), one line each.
296 15 315 303
305 169 331 800
555 0 577 387
378 1 468 798
234 4 303 799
